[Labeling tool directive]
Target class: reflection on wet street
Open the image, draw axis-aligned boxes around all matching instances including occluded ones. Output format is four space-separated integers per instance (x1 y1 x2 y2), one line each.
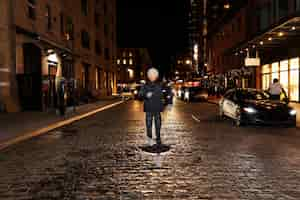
1 100 300 199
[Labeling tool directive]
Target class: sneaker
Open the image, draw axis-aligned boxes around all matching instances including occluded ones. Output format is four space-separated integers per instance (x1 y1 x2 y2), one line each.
147 137 154 146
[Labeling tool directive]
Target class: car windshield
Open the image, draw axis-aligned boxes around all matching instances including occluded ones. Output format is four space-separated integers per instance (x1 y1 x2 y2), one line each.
238 90 270 101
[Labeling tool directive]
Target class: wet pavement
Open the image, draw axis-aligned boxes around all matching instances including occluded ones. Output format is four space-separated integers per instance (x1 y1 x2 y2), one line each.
1 100 300 199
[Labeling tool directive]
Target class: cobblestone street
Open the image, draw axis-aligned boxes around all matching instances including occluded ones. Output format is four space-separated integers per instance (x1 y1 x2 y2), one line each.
1 100 300 199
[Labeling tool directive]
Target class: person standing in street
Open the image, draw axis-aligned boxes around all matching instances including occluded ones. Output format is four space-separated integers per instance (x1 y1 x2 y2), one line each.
269 78 285 100
139 68 163 146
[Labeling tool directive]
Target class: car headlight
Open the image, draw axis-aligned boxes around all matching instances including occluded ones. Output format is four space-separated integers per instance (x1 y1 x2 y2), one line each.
243 107 257 114
289 109 297 116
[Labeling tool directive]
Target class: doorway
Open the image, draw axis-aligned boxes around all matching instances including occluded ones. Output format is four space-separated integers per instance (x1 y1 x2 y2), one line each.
17 43 42 110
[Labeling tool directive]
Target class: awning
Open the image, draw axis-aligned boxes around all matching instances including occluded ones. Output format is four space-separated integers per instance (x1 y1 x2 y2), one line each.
16 26 78 59
228 13 300 55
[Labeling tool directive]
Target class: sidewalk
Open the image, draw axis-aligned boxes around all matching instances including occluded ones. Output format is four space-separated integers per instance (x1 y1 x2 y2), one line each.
0 97 123 147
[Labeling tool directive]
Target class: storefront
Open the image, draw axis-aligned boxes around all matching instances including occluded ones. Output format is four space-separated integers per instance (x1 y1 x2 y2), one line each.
261 57 299 101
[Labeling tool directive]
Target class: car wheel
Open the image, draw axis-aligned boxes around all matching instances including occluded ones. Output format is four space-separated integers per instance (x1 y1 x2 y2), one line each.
235 107 244 127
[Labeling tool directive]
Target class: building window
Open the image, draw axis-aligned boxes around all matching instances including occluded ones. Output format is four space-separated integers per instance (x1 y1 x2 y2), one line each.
237 17 241 32
95 40 102 55
27 0 36 20
105 48 110 60
95 12 100 28
129 52 133 57
66 17 74 40
278 0 289 18
104 24 109 36
117 59 121 65
46 5 52 31
81 30 90 49
123 59 127 65
104 0 108 15
296 0 300 11
129 59 133 65
289 58 299 101
96 67 102 89
81 0 88 16
258 4 271 31
60 13 64 34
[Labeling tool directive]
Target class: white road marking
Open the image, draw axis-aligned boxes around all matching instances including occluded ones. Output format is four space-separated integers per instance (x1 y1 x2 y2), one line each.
192 114 201 122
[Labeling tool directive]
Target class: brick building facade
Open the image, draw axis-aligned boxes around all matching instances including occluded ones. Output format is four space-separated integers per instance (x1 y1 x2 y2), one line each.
0 0 117 112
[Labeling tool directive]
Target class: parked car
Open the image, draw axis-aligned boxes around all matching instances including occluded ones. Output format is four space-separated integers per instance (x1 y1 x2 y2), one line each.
183 87 209 102
219 88 296 127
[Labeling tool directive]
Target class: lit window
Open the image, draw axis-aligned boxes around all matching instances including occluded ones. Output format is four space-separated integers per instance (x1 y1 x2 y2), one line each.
280 60 289 95
128 69 134 79
271 62 279 80
129 52 133 57
123 59 127 65
224 3 230 9
262 64 270 90
129 59 133 65
290 58 299 101
117 59 120 65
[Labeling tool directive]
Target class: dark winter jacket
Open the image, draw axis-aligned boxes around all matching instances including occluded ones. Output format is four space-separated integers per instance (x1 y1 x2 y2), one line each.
139 82 164 113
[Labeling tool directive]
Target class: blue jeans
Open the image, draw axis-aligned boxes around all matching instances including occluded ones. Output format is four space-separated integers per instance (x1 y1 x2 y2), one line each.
146 112 161 144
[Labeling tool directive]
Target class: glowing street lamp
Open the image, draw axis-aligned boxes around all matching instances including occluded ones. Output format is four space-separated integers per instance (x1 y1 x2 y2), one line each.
185 59 191 65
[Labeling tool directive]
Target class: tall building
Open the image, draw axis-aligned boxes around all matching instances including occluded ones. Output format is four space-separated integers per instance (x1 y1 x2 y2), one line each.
187 0 203 74
0 0 117 112
116 48 152 84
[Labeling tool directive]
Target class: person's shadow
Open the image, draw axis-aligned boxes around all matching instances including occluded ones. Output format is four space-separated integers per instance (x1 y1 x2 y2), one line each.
139 143 171 154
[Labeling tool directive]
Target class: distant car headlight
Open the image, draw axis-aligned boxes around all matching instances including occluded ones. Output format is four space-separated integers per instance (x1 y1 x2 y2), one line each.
289 109 297 116
243 107 257 114
133 90 138 95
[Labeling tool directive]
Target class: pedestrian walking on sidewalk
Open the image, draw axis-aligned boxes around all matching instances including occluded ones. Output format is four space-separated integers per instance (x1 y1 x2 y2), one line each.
139 68 163 146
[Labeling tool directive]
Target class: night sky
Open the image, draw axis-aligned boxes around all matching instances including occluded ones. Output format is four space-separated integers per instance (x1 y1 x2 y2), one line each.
117 0 189 75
